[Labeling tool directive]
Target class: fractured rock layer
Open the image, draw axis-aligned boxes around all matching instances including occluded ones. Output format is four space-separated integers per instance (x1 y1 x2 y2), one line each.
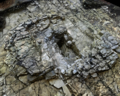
0 0 120 96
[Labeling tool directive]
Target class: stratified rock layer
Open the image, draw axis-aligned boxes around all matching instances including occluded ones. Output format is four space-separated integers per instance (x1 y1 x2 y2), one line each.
0 0 120 96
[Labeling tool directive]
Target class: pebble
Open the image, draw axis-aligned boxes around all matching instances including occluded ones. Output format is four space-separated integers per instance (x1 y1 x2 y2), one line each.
61 69 65 74
115 47 120 53
73 70 77 74
108 36 118 45
66 40 72 46
67 65 71 68
25 20 32 25
100 48 107 55
111 45 119 49
16 26 24 31
91 73 97 77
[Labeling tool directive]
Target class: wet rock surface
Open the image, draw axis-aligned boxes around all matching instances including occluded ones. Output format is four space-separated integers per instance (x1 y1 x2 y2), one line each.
1 0 120 96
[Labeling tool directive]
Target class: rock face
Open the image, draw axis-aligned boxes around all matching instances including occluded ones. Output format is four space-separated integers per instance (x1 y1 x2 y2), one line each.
1 0 120 96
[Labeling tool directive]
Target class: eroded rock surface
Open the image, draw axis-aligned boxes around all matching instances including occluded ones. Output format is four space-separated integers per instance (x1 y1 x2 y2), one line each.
1 0 120 96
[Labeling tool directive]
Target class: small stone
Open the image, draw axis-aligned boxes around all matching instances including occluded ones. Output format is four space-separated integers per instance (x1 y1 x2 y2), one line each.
27 5 37 12
66 69 72 76
98 46 102 50
109 60 116 66
100 48 106 55
115 47 120 53
45 28 53 38
67 65 71 68
42 53 50 61
54 68 59 74
91 73 97 77
19 76 28 85
91 48 97 56
108 36 118 45
84 64 91 70
43 43 48 49
109 53 118 60
20 31 29 35
98 67 102 71
16 26 24 31
27 74 38 82
61 69 65 74
45 71 56 80
99 62 105 67
77 64 84 70
62 85 71 96
111 45 119 49
51 19 57 24
25 20 32 25
95 54 102 60
89 69 95 74
82 71 88 77
32 18 38 23
55 27 67 35
64 34 68 40
49 79 64 88
73 70 77 74
76 74 80 78
90 58 98 65
66 40 72 46
103 43 111 49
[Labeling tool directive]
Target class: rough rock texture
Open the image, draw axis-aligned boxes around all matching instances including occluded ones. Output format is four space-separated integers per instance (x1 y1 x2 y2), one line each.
1 0 120 96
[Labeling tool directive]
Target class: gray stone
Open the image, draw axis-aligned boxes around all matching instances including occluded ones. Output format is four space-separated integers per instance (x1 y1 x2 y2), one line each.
45 71 56 80
91 48 97 56
115 47 120 53
111 45 119 49
100 48 107 55
25 20 32 25
73 70 77 74
45 28 53 38
49 79 65 88
61 69 66 74
91 73 97 77
108 36 118 45
99 62 105 67
66 41 72 46
16 26 24 31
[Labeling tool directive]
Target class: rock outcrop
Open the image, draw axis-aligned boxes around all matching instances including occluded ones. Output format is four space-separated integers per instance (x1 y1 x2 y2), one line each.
0 0 120 96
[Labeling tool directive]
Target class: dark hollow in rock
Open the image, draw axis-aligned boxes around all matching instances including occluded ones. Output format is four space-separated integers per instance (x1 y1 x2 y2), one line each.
0 16 5 29
57 37 65 48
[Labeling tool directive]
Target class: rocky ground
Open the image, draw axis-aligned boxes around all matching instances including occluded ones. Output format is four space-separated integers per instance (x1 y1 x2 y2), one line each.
0 0 120 96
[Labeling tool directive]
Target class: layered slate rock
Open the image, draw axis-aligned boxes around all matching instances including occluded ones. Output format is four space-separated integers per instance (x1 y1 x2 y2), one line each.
4 14 120 81
1 0 120 96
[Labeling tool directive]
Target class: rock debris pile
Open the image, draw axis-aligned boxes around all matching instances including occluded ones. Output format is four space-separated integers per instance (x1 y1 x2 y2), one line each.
0 0 120 96
4 15 120 82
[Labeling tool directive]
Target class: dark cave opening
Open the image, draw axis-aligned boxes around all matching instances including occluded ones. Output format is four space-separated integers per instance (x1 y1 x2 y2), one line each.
57 37 65 48
0 16 5 30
